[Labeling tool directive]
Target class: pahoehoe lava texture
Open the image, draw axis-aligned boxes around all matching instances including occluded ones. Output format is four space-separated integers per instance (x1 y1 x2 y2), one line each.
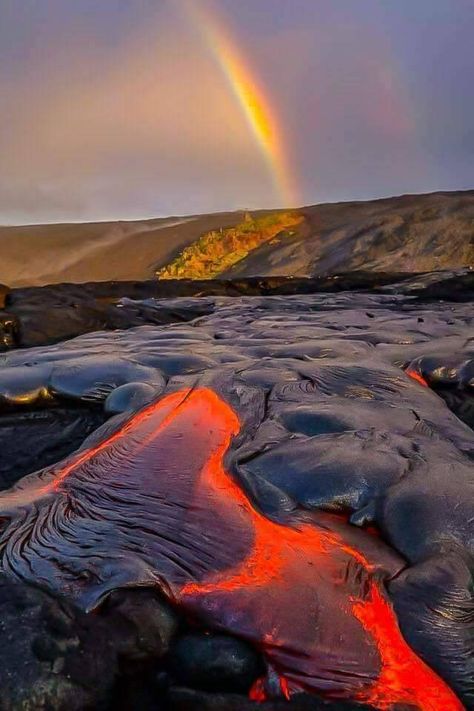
0 407 107 489
0 290 472 710
1 267 472 349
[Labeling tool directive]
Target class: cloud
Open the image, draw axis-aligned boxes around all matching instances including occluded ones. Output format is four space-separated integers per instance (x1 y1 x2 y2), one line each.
1 0 472 222
0 8 273 222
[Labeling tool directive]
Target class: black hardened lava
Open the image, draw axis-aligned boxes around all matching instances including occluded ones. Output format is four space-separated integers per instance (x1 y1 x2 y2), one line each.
0 284 472 710
3 269 472 349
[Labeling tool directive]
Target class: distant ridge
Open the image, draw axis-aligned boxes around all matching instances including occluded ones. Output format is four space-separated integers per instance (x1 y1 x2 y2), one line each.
0 190 472 287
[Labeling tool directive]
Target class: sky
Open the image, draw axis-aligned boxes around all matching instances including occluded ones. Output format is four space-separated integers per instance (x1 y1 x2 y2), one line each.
0 0 473 224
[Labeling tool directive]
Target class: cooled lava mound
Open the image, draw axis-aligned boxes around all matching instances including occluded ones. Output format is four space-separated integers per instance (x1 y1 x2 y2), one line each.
0 287 472 710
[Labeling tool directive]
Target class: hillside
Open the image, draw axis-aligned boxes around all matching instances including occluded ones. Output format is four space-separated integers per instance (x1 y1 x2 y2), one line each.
156 212 303 280
0 212 249 287
0 190 472 287
225 190 474 278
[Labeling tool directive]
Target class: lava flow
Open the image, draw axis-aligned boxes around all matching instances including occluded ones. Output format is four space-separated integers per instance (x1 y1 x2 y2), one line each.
0 388 464 710
405 367 429 387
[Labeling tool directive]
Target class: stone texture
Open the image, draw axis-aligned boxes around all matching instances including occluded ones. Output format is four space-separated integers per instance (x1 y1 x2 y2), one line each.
167 632 263 693
167 687 375 710
0 575 117 710
0 285 471 709
102 588 179 662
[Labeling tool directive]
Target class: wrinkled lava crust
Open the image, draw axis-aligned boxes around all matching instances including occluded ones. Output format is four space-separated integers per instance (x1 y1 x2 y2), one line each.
0 290 472 710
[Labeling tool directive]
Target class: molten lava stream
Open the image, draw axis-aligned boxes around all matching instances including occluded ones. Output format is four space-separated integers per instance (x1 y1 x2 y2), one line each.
405 368 429 387
173 389 463 711
0 387 463 710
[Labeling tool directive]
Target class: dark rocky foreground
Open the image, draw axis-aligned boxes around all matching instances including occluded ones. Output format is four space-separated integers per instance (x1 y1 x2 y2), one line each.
0 276 472 710
0 268 472 349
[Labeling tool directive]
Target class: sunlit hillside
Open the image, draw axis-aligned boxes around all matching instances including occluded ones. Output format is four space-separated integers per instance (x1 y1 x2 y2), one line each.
156 212 302 280
1 190 472 287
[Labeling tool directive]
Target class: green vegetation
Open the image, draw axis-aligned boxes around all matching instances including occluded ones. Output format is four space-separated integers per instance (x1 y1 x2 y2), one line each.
156 212 302 280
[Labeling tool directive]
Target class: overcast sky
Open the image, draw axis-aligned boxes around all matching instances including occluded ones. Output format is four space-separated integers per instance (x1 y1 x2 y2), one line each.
1 0 473 224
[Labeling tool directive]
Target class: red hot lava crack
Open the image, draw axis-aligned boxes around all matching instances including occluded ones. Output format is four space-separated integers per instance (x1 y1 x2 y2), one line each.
0 388 464 710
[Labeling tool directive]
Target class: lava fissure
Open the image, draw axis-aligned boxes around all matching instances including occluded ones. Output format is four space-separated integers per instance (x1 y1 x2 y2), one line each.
0 388 464 710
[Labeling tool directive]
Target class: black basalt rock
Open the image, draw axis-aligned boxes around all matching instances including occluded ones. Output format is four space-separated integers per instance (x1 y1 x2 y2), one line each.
167 686 376 710
0 575 117 711
0 285 471 709
0 577 183 711
167 632 264 694
0 407 107 491
102 588 179 662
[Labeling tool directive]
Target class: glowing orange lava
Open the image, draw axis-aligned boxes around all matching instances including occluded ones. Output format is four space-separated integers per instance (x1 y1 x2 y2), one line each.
52 389 194 491
176 389 462 710
249 678 267 702
3 387 461 710
406 368 429 387
353 582 463 710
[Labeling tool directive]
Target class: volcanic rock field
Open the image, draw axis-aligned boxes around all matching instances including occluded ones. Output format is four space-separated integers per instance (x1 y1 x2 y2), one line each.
0 191 472 711
0 269 471 710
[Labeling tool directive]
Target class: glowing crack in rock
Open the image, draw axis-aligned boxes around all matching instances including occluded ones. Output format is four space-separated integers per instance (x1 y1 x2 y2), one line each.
0 388 464 710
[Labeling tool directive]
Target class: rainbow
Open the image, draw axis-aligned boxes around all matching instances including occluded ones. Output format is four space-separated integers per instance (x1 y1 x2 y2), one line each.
180 0 299 208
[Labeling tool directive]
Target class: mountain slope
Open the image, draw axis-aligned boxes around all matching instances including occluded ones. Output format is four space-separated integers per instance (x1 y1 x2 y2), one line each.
0 190 472 287
223 190 474 278
0 212 248 287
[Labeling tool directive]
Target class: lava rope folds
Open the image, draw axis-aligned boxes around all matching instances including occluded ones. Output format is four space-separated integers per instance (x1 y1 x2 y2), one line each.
0 388 464 710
